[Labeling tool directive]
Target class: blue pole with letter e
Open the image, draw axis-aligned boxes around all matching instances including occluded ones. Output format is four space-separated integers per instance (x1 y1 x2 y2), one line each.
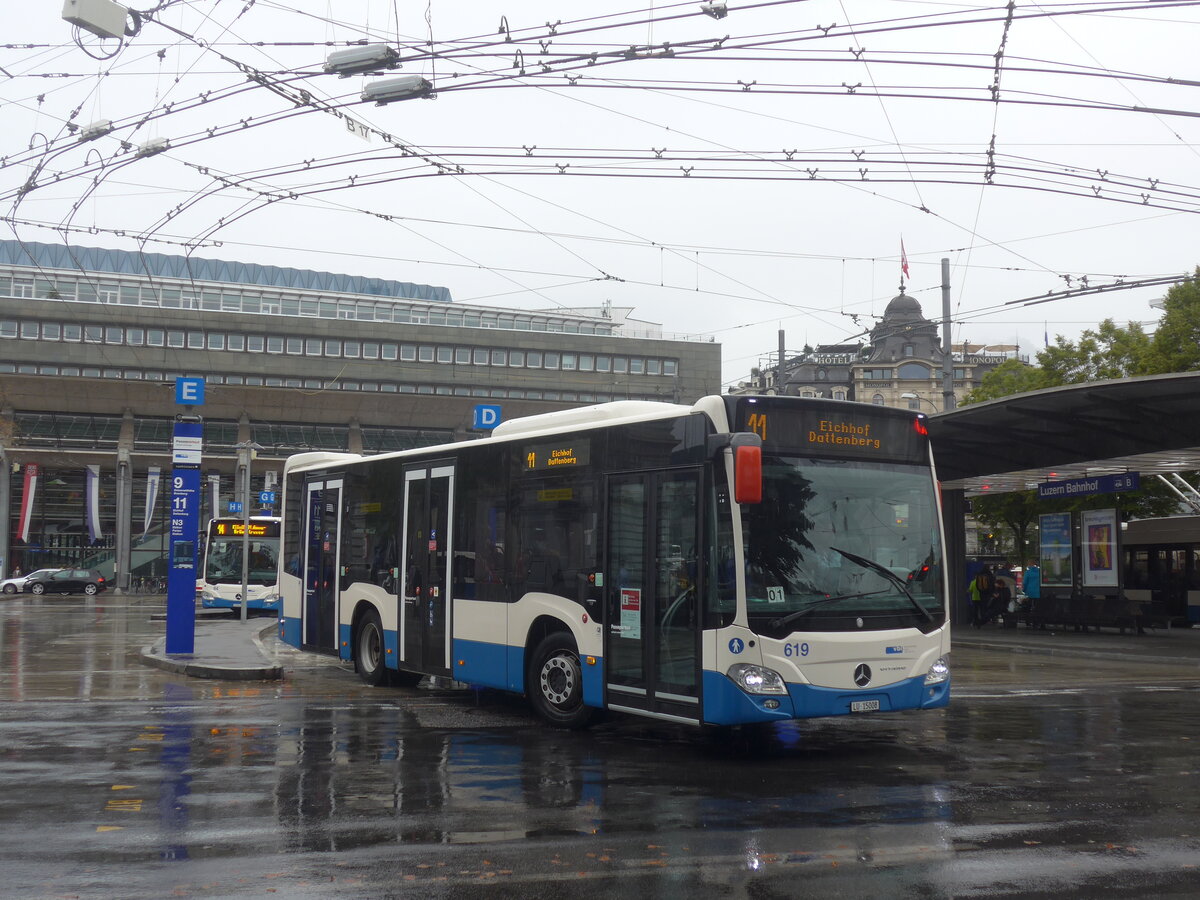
166 463 200 653
167 379 205 654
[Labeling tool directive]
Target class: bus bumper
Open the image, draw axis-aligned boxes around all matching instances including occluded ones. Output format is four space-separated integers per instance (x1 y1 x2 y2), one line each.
702 670 950 725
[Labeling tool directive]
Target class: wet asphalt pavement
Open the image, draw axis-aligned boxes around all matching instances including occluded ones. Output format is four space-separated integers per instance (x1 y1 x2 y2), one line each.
2 593 1200 898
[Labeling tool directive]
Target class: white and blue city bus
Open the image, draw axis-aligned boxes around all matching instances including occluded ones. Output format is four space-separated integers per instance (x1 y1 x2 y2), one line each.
278 395 950 728
198 516 283 612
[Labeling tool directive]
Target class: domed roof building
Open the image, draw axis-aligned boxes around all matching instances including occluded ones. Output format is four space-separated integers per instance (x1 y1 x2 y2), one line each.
733 288 1025 411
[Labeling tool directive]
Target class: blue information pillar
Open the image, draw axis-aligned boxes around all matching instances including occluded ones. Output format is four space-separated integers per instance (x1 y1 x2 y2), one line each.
166 413 203 654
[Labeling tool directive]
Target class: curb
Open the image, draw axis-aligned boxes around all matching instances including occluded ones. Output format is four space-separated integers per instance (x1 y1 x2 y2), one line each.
952 636 1200 667
138 622 285 681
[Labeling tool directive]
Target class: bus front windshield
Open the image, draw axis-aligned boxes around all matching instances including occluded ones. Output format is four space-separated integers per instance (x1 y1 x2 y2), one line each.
742 456 945 637
205 536 279 586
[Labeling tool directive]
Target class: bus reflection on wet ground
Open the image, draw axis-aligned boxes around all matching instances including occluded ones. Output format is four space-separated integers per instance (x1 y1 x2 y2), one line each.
3 594 1200 897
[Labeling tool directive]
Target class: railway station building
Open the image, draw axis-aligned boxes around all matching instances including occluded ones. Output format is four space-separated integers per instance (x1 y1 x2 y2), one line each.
0 240 720 587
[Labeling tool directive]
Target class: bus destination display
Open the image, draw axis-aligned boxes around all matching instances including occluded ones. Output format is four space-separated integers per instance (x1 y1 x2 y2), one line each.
214 521 281 538
736 399 925 463
524 439 591 472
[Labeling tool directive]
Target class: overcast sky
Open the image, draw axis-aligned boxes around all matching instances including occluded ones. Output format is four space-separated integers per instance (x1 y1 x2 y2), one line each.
3 1 1198 387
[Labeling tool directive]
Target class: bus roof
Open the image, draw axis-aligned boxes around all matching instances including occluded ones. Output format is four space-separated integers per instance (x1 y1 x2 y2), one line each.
281 398 706 477
490 399 693 439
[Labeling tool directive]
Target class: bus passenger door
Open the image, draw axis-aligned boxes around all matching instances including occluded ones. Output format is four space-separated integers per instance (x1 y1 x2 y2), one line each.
604 469 702 724
400 464 454 675
302 478 342 653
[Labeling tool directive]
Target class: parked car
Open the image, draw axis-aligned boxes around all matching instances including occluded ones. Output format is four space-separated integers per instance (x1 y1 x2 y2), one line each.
0 568 61 594
23 568 107 596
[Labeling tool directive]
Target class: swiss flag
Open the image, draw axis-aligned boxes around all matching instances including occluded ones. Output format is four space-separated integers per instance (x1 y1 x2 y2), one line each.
901 239 910 280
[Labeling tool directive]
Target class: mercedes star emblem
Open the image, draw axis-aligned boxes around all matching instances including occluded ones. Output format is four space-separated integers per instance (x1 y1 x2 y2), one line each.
854 663 872 687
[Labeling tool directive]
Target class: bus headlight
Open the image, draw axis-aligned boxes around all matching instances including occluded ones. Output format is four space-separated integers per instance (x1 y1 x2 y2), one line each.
261 591 279 606
925 656 950 685
727 663 787 695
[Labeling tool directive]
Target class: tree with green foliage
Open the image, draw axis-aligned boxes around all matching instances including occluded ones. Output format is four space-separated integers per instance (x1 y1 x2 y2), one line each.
962 274 1200 556
1143 268 1200 374
963 358 1051 404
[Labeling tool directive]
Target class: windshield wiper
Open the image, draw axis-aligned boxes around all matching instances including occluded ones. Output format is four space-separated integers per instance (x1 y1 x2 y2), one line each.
768 588 892 632
831 547 935 624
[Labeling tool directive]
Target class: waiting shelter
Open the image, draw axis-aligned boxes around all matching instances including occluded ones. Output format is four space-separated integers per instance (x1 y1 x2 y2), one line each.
925 372 1200 627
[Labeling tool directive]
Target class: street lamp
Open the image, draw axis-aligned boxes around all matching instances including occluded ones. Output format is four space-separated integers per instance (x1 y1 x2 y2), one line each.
901 392 939 412
234 440 264 622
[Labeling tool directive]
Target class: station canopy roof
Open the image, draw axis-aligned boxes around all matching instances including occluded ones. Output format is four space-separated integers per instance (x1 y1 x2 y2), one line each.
925 372 1200 495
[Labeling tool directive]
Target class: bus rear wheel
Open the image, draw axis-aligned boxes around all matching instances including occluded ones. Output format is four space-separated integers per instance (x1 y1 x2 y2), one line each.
529 633 596 729
354 609 388 687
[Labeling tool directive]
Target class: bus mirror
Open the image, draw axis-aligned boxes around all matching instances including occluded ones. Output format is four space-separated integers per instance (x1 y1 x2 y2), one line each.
734 444 762 504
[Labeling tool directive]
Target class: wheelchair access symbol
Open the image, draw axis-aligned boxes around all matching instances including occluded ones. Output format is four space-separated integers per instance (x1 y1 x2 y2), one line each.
728 637 745 654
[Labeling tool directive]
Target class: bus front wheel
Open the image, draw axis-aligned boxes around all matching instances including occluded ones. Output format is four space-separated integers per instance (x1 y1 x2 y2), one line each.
354 609 388 687
529 633 596 729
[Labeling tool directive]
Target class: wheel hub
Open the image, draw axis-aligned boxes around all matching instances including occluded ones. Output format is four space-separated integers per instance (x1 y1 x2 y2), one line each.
540 654 576 705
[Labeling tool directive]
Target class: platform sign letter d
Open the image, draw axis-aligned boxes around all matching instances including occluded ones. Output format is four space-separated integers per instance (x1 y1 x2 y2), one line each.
473 404 502 430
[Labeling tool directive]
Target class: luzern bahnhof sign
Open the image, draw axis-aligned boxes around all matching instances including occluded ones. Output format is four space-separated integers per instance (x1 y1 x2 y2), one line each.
1037 472 1140 499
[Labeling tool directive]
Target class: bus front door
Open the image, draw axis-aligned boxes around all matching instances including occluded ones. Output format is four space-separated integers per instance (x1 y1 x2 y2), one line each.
605 469 702 725
400 464 454 676
302 478 342 653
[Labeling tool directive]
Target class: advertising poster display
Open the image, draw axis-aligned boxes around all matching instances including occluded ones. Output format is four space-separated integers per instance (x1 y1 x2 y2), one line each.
1082 508 1119 588
1039 513 1074 587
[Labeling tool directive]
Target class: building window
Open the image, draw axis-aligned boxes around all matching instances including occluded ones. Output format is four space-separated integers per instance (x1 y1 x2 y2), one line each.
614 357 628 374
897 362 930 380
473 349 488 365
561 353 576 371
247 335 264 352
872 393 885 406
527 351 542 368
306 338 322 356
382 344 398 361
20 322 39 340
492 349 506 366
903 344 915 357
267 337 283 354
344 341 360 359
126 327 144 346
455 347 471 364
207 333 225 350
286 337 303 355
167 331 185 349
419 346 435 363
510 350 524 367
363 342 379 360
325 339 342 356
544 352 560 369
437 347 453 364
400 344 417 362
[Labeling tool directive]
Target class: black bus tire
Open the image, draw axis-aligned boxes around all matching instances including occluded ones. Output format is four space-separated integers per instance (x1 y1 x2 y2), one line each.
354 609 388 687
528 632 596 729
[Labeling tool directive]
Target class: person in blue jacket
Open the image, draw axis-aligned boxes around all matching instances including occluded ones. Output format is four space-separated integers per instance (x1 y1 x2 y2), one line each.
1024 561 1041 601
